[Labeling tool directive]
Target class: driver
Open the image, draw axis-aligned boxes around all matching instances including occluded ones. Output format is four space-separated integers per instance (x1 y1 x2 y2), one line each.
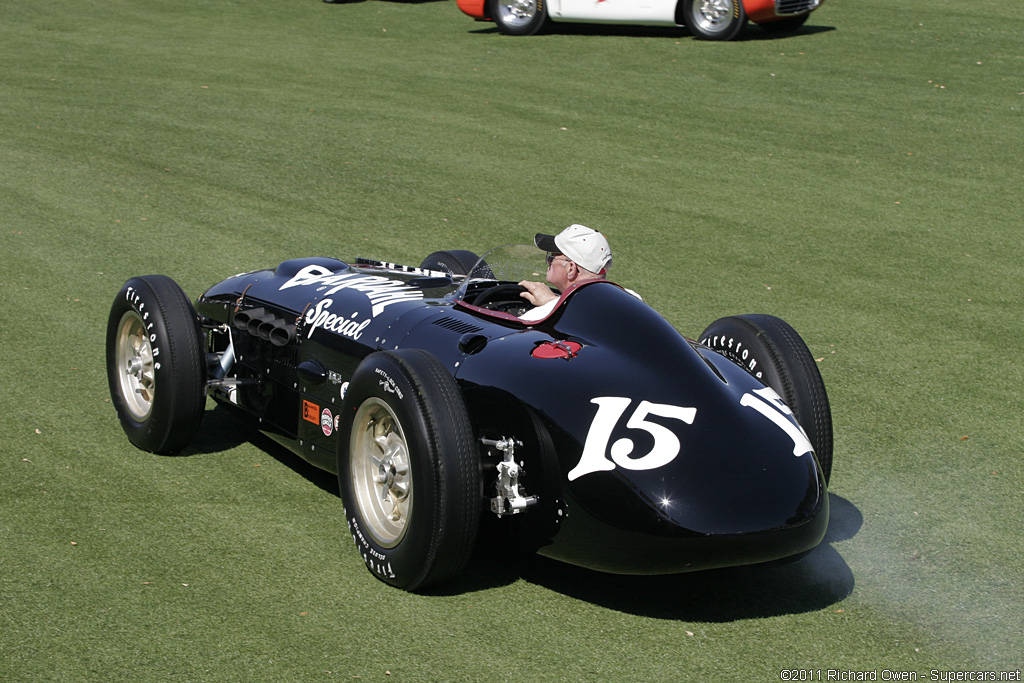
518 224 612 321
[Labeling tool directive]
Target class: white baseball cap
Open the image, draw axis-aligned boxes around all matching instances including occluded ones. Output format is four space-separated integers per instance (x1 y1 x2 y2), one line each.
534 224 612 274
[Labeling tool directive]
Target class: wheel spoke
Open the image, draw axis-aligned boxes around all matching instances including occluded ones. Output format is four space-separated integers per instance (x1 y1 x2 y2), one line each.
387 496 403 522
371 435 388 465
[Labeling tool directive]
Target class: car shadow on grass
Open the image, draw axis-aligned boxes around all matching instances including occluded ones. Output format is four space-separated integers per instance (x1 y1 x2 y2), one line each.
184 405 341 497
323 0 447 4
445 493 859 621
735 24 836 41
468 23 835 40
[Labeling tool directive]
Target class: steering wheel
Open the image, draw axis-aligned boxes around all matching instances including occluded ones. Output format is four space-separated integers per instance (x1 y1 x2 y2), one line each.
473 284 529 310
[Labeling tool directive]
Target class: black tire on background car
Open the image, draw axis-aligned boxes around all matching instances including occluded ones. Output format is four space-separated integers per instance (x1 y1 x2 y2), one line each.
338 349 481 591
699 314 833 483
490 0 548 36
757 13 809 35
419 250 481 276
683 0 747 41
106 275 207 455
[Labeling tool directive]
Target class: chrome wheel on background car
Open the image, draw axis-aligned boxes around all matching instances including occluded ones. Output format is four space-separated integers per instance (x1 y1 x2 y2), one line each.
349 398 414 547
491 0 548 36
683 0 747 41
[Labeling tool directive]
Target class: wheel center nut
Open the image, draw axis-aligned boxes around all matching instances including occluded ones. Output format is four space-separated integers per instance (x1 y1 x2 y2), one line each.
378 462 394 487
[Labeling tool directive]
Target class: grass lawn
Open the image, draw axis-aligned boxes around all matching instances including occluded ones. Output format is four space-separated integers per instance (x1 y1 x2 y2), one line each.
2 0 1022 679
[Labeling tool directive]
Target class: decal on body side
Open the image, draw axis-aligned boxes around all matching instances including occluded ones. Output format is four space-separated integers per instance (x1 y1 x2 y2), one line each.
303 298 371 340
569 398 697 481
740 387 813 457
569 389 812 481
279 265 423 317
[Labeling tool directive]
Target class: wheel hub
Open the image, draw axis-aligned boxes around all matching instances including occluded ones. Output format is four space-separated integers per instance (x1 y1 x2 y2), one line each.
499 0 536 22
375 450 410 522
126 353 144 380
511 0 534 19
698 0 731 26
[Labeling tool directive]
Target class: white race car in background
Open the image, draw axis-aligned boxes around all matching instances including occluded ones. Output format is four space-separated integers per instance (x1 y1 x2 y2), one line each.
457 0 824 40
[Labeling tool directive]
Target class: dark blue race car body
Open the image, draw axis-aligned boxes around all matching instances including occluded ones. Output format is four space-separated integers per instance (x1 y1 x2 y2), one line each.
107 246 832 590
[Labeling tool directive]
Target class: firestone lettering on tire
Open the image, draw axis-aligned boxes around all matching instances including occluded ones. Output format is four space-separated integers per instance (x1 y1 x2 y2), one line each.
348 518 397 579
124 287 162 370
701 334 761 378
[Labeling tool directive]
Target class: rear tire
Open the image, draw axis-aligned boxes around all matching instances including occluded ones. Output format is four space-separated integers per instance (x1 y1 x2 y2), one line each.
106 275 207 455
338 350 481 591
700 314 832 482
419 250 481 276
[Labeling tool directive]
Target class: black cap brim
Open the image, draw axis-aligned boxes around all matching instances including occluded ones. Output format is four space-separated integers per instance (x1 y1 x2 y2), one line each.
534 233 559 253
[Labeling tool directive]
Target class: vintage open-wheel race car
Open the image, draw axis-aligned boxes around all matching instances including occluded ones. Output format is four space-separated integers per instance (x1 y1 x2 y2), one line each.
106 243 832 591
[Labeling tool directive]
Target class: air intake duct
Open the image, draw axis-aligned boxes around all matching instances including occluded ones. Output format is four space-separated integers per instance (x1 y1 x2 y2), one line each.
246 312 277 338
232 307 266 330
232 307 296 347
260 318 297 346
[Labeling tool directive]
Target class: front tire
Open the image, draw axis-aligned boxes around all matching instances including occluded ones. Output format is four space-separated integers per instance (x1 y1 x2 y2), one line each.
490 0 548 36
338 350 481 591
700 314 833 482
106 275 207 455
683 0 747 41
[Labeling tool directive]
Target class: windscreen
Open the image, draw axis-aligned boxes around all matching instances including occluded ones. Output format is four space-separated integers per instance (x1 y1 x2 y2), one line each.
454 244 549 300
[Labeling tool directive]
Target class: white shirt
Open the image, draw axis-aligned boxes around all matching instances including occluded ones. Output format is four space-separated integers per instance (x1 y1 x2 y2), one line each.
519 299 558 322
518 286 641 322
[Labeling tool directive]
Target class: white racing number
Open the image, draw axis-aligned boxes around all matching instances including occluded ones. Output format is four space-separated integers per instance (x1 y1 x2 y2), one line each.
568 389 812 482
740 387 813 457
568 398 697 481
